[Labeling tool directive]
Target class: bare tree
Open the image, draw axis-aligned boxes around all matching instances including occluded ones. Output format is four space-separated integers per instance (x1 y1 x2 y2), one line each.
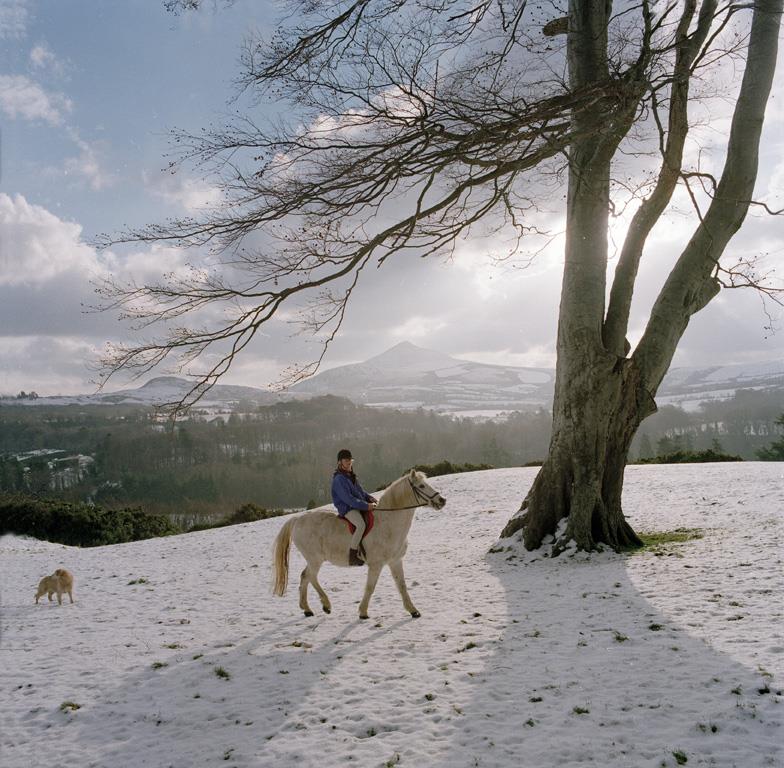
99 0 783 552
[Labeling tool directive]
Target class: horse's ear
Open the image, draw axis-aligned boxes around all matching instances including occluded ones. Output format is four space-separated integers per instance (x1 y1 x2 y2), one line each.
408 468 417 479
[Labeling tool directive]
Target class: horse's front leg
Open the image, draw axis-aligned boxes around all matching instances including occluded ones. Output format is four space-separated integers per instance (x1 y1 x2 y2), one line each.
388 558 420 618
358 563 383 620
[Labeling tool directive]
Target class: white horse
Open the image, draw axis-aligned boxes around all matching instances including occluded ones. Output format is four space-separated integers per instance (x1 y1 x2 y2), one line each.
272 469 447 619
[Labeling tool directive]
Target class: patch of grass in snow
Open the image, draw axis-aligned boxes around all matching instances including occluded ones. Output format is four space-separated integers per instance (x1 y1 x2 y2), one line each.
757 665 773 679
572 706 590 715
214 666 231 680
128 578 149 585
635 528 703 553
672 749 688 764
151 661 168 670
613 631 629 643
384 754 401 767
697 722 719 734
59 700 80 712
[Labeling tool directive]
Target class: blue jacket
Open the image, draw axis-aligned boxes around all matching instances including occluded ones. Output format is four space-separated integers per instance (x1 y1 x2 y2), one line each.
331 470 374 517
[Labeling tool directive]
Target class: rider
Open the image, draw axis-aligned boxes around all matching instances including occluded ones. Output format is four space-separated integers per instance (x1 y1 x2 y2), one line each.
331 449 377 566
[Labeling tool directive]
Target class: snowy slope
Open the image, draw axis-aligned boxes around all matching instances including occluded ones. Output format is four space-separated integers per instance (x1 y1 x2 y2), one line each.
1 463 781 767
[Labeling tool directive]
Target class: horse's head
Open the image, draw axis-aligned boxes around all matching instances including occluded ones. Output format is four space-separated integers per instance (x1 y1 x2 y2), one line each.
408 469 447 510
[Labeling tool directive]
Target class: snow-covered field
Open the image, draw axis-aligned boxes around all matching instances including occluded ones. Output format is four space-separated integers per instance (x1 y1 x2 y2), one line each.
1 463 781 767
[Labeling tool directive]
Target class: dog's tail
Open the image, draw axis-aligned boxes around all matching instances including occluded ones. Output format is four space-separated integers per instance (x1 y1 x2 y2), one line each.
272 517 295 597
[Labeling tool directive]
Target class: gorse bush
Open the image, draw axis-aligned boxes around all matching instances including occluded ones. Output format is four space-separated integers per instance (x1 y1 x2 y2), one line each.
186 503 288 532
412 460 494 477
635 448 743 465
0 494 177 546
374 460 494 492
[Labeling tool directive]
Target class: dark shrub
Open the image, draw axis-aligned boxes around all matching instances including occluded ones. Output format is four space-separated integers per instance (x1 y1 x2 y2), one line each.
0 494 177 547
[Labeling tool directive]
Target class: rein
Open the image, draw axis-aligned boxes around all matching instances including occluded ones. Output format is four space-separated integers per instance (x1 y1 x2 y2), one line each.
375 477 440 512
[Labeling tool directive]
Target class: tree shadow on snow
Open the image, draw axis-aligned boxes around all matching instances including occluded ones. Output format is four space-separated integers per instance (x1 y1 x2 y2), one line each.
432 543 782 768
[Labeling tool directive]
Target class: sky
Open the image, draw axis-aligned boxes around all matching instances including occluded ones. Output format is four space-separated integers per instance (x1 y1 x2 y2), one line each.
0 0 783 396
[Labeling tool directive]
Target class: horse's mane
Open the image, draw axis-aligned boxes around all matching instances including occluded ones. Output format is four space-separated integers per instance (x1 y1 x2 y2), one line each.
379 470 427 509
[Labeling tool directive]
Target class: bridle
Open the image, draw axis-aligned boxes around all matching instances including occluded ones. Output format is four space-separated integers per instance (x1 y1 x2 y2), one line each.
375 477 443 512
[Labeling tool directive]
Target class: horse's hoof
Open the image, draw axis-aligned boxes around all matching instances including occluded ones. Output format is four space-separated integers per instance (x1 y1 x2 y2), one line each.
410 611 421 619
359 614 369 621
322 606 331 614
303 610 314 617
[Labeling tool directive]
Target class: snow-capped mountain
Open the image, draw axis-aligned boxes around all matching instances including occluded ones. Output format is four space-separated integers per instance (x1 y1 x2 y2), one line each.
289 341 554 414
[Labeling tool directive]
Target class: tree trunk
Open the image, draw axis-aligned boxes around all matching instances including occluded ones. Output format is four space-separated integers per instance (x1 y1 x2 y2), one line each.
501 0 648 553
501 345 655 552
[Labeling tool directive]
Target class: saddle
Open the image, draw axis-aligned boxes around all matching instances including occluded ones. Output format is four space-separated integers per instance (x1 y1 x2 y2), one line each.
341 509 375 539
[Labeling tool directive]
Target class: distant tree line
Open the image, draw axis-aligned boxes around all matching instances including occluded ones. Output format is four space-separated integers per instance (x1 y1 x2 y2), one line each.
630 390 783 462
0 396 551 520
0 391 781 522
755 414 784 460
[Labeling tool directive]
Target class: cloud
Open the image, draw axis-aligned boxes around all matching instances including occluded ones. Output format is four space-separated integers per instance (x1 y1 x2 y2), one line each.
0 193 101 286
64 130 115 190
0 74 71 125
29 42 66 76
0 0 29 39
145 170 222 212
0 66 110 189
0 194 222 392
0 336 99 397
0 192 191 329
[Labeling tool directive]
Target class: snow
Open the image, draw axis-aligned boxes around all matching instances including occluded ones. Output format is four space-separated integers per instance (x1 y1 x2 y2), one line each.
1 463 782 767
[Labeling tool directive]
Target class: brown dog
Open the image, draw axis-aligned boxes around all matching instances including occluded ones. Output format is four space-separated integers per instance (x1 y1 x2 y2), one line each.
35 568 74 605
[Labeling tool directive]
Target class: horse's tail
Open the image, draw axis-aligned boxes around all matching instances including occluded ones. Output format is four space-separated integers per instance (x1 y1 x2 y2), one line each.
272 517 295 597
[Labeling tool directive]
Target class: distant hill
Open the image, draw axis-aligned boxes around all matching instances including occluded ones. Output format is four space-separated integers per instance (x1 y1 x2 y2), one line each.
656 360 784 411
289 341 554 415
0 376 284 411
2 341 782 415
